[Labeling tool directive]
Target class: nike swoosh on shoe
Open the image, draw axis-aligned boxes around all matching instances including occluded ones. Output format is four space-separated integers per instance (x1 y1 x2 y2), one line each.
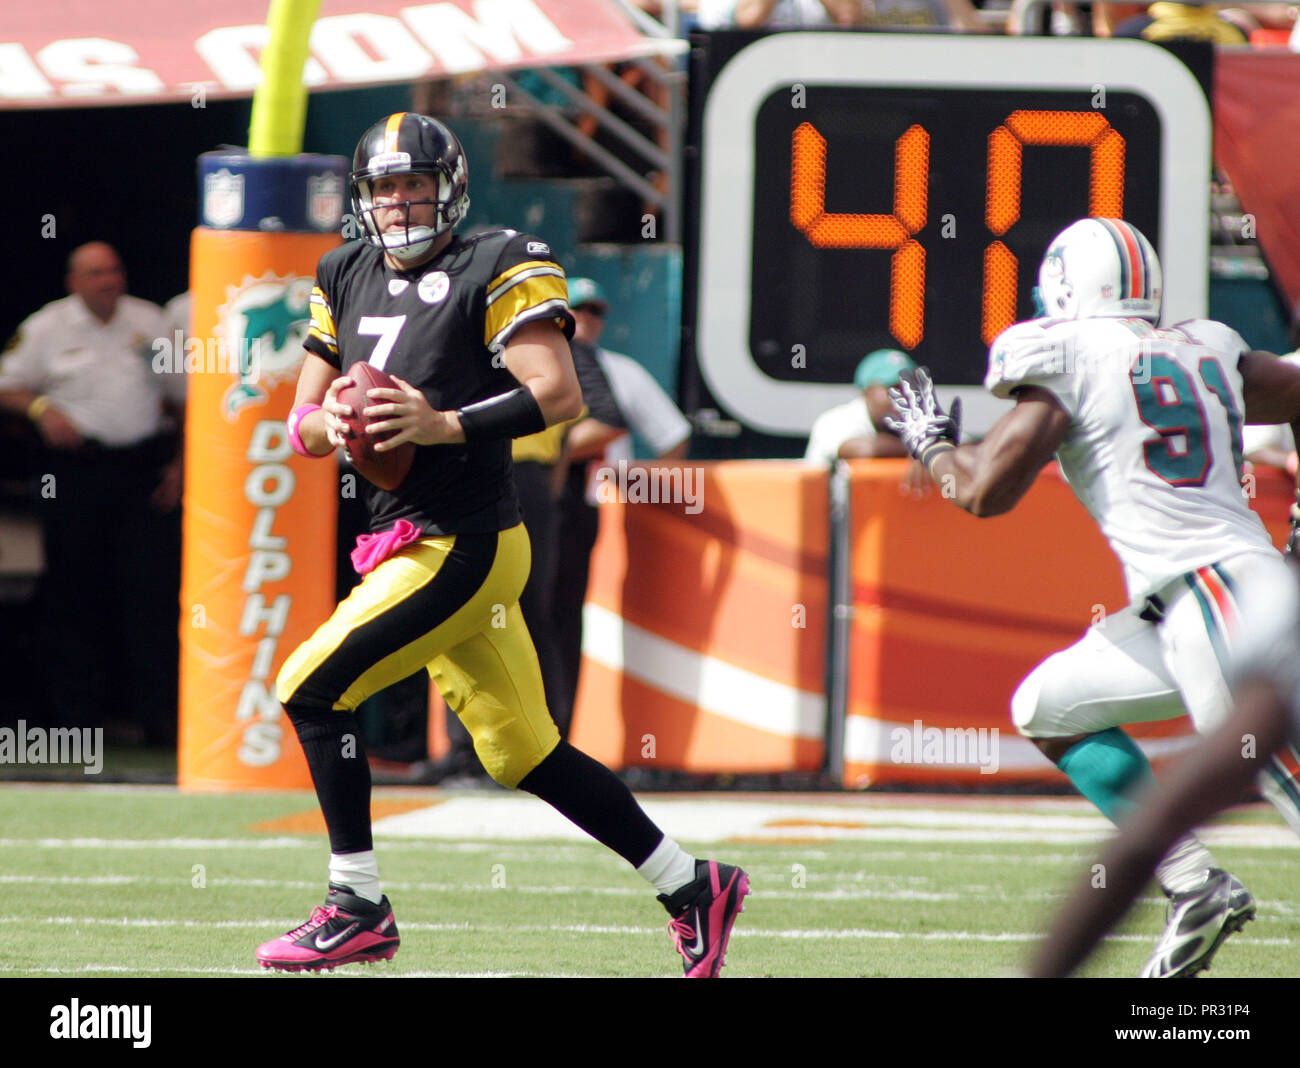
313 923 360 951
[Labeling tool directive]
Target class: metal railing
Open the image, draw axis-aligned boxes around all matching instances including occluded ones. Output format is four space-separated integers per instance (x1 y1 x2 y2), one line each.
454 1 689 244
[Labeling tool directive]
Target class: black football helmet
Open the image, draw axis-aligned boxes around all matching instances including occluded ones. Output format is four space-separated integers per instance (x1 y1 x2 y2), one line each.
350 112 470 263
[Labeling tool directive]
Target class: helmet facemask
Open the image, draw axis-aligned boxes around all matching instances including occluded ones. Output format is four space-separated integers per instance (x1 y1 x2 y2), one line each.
353 170 466 264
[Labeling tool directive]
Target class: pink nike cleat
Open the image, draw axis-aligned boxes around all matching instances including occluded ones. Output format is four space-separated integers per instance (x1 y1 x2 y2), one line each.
658 860 750 978
257 883 400 972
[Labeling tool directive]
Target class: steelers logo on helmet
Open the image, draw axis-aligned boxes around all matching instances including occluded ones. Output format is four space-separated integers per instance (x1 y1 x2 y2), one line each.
350 113 471 265
1036 218 1163 323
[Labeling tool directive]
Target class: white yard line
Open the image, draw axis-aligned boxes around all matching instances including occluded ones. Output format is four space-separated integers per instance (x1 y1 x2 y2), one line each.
0 915 1294 947
1 792 1295 849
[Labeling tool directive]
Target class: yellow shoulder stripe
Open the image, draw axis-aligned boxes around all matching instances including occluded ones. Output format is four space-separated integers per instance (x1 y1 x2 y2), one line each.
484 270 569 350
308 286 338 353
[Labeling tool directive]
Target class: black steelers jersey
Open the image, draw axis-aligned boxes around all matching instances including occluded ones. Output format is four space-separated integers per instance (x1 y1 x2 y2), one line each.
304 230 574 535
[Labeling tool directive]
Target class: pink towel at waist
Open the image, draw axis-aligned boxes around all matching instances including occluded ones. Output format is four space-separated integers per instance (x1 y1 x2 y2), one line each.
350 519 424 575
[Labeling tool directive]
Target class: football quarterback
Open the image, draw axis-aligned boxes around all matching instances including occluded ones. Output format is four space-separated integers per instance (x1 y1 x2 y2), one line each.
260 112 749 977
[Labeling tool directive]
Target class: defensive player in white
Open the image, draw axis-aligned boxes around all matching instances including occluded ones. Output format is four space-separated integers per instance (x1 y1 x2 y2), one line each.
888 217 1300 978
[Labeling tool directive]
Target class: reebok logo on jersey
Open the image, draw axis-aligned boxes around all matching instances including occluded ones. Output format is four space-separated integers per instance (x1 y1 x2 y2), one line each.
526 241 550 255
388 279 410 296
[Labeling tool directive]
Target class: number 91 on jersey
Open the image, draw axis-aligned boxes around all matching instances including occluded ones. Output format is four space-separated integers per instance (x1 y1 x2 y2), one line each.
685 32 1212 436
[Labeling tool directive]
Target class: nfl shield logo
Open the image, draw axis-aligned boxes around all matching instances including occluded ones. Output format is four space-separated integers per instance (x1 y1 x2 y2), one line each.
203 169 245 228
307 173 344 230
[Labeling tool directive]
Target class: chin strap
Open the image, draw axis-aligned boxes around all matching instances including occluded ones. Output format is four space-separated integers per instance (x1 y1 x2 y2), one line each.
380 227 435 249
378 226 436 263
360 196 443 261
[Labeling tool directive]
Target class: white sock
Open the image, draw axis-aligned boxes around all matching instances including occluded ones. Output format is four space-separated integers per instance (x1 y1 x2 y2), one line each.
330 850 382 904
1155 835 1215 895
637 836 698 896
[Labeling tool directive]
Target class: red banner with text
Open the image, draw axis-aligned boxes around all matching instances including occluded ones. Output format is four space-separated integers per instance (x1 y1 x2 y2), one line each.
3 0 668 108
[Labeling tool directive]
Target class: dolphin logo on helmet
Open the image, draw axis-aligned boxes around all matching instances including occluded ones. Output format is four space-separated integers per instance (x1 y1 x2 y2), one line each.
1035 218 1163 323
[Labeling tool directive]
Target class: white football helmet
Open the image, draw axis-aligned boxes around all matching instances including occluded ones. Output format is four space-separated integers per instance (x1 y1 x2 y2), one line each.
1036 218 1163 323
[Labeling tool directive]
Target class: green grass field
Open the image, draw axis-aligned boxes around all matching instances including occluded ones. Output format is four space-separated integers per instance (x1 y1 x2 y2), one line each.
1 785 1296 981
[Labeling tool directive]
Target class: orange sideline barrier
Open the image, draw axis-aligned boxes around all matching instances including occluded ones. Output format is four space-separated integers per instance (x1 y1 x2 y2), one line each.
179 229 339 791
570 458 1294 784
569 462 828 772
843 460 1297 787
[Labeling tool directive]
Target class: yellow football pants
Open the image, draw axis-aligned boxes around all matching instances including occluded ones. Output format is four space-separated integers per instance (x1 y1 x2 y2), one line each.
276 523 560 787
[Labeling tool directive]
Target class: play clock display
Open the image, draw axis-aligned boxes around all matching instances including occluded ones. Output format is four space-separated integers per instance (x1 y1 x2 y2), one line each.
687 33 1211 435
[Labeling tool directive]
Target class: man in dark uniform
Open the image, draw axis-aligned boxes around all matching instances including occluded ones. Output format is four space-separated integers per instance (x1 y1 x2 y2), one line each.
420 320 625 783
0 242 182 744
256 113 747 977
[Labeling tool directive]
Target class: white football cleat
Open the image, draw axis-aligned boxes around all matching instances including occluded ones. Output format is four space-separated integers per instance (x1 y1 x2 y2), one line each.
1139 869 1255 978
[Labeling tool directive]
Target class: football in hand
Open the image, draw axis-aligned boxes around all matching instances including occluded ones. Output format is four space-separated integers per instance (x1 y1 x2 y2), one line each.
336 364 416 491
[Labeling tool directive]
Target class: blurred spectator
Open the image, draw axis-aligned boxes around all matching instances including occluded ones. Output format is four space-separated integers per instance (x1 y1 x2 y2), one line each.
1244 421 1298 477
1243 352 1300 478
553 278 692 734
514 338 625 739
566 279 690 467
857 0 987 31
1093 1 1250 40
804 348 914 464
1006 0 1090 35
416 287 626 784
158 291 192 408
696 0 860 28
629 0 700 18
0 242 181 744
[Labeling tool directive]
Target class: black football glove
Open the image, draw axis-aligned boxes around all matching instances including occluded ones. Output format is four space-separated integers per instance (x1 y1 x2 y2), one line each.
885 368 962 467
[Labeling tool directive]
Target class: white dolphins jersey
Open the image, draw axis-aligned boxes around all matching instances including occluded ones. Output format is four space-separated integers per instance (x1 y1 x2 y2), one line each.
985 315 1277 601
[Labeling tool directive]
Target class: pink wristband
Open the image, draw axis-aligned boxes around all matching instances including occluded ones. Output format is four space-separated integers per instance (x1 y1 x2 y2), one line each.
287 403 328 458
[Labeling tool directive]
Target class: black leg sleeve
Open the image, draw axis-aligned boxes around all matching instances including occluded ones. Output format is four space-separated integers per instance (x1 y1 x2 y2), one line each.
518 741 664 867
284 702 374 854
